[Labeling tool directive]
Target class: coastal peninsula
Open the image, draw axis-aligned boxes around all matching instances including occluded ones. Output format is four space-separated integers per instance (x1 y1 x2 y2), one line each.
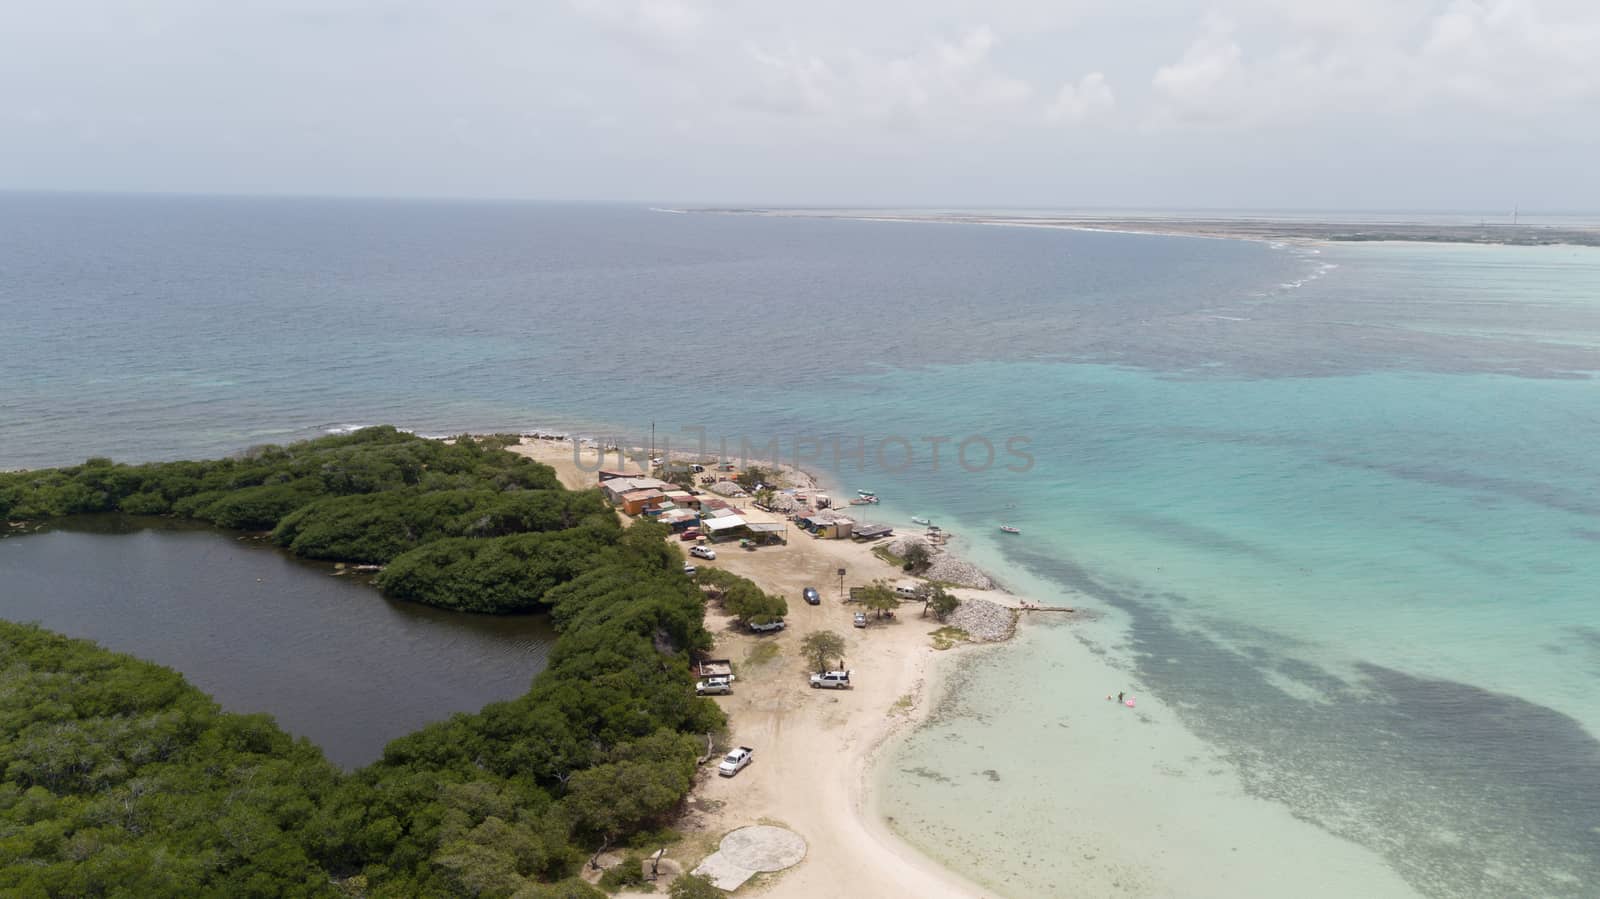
2 427 1036 898
690 208 1600 248
511 436 1037 898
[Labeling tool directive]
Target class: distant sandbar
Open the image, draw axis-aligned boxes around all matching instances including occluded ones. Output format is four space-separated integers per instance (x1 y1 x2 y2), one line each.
686 208 1600 248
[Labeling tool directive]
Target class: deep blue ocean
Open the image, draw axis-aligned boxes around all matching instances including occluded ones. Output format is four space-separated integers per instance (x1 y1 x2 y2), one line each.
3 193 1598 897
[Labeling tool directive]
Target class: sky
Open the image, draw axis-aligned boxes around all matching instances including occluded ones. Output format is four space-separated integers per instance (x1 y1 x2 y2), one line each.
3 0 1599 209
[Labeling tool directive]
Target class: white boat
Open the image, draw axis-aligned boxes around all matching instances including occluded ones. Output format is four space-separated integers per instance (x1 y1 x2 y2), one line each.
857 489 877 499
911 516 931 526
999 525 1020 535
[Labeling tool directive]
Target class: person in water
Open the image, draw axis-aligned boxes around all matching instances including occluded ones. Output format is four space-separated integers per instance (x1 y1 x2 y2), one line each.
1118 691 1125 703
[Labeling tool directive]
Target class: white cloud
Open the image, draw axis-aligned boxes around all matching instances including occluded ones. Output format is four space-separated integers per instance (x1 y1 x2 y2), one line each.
6 0 1600 205
738 27 1035 132
1046 72 1114 124
567 0 705 50
1150 18 1244 123
1143 0 1600 132
743 46 839 116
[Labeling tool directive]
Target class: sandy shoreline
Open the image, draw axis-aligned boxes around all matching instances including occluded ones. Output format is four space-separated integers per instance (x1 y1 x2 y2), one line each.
510 436 1034 897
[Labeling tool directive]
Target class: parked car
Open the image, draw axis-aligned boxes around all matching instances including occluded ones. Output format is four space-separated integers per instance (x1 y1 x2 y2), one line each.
690 545 716 560
853 612 868 628
893 583 923 600
683 564 697 576
679 528 702 541
718 746 754 777
809 670 852 689
696 676 734 695
803 587 820 605
748 618 785 633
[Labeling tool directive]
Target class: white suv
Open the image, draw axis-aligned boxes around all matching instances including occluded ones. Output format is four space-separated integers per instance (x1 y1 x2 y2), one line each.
696 676 734 695
809 670 852 689
690 545 716 560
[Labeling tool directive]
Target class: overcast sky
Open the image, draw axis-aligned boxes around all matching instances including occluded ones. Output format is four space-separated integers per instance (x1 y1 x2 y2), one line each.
4 0 1599 209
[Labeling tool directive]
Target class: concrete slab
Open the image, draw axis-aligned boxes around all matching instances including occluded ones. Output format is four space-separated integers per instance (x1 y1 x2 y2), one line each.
691 852 756 891
720 825 808 871
691 824 808 890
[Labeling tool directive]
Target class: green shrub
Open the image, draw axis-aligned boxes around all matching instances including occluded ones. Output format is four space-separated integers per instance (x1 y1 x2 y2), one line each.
199 482 319 530
669 873 724 899
118 490 171 514
598 854 650 891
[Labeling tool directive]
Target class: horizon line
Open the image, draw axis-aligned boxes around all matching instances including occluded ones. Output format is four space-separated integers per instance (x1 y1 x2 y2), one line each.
1 187 1595 218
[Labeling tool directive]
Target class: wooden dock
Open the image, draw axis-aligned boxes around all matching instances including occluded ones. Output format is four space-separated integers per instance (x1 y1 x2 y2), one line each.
1018 604 1075 613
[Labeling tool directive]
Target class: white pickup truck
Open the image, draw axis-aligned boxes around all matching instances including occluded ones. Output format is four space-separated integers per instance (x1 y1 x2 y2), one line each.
718 746 754 777
809 670 853 689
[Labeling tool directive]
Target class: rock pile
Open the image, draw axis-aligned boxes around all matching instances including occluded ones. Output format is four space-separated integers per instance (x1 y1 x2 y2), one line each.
887 534 928 557
707 480 746 497
923 555 997 590
887 535 997 590
945 597 1015 642
766 493 801 513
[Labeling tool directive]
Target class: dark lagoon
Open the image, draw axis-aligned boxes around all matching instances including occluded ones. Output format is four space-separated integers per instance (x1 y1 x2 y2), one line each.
0 515 556 768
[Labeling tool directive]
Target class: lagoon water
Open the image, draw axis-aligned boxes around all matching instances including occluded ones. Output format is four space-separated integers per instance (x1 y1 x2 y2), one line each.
2 194 1598 895
0 516 555 768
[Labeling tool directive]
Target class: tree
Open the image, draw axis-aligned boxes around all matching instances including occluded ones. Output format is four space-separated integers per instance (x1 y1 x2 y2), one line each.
859 581 901 619
692 567 741 596
563 741 697 843
901 541 932 572
799 631 846 673
923 584 960 620
669 873 724 899
698 569 787 625
752 486 776 508
725 584 787 626
733 466 771 492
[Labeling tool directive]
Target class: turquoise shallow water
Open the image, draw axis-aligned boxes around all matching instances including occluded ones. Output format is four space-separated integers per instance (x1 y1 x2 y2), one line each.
3 195 1599 896
859 363 1600 897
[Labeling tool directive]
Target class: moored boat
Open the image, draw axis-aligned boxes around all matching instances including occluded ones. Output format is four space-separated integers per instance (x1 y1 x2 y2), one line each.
999 525 1020 535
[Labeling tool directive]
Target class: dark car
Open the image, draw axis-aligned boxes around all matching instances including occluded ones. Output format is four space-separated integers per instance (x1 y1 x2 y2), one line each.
803 587 821 605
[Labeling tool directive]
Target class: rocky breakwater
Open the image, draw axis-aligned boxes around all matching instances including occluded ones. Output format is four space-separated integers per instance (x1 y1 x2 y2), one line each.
887 535 998 591
944 597 1016 642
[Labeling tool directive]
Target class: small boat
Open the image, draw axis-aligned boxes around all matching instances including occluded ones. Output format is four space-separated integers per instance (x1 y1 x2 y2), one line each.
857 489 877 499
999 525 1020 535
911 516 931 526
